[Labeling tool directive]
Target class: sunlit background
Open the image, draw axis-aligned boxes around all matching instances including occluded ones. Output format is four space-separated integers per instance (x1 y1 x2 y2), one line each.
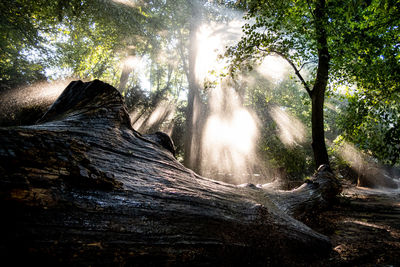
0 0 399 188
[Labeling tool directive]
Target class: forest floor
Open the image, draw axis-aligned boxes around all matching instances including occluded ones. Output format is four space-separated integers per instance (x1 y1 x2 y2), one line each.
310 181 400 266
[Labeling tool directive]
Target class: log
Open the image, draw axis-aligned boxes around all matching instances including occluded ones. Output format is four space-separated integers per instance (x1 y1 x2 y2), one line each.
0 80 341 266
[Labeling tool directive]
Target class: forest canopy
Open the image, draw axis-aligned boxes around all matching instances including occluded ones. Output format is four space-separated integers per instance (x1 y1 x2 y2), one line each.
0 0 399 184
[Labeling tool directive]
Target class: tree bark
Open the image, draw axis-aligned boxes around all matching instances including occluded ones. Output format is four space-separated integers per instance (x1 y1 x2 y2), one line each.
118 63 133 92
183 0 203 173
311 0 330 169
267 0 331 170
0 80 341 266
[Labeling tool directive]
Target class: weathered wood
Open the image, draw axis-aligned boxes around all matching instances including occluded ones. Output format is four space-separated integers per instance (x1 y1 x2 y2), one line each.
260 165 342 222
0 80 341 266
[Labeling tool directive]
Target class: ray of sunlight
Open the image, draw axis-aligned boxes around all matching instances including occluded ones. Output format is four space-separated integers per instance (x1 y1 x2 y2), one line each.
270 106 306 147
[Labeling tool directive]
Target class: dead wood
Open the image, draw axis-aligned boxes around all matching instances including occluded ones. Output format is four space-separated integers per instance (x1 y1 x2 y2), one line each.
0 80 341 266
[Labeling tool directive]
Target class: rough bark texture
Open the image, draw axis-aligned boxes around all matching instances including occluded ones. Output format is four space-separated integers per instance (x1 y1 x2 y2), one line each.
0 80 341 266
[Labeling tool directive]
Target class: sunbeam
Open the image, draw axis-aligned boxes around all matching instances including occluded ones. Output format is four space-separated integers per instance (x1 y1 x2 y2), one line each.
270 106 306 147
0 80 71 111
256 56 289 82
0 79 73 126
201 83 261 184
337 141 400 189
130 100 176 135
194 19 243 85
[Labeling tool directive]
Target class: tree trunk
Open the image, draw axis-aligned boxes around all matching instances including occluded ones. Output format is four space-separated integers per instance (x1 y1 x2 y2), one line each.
311 90 329 169
118 62 133 91
311 0 330 169
0 80 341 266
183 0 203 173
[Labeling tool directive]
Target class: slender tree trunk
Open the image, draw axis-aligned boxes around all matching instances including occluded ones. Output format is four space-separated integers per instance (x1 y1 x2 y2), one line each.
184 0 202 172
311 0 330 169
311 87 329 168
118 64 133 91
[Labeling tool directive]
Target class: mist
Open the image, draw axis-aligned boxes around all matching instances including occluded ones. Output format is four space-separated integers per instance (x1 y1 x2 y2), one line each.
1 0 399 188
0 0 321 184
2 1 400 265
0 79 73 126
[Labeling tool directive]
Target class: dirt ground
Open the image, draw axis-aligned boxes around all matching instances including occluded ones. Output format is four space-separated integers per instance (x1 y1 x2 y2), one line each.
310 182 400 266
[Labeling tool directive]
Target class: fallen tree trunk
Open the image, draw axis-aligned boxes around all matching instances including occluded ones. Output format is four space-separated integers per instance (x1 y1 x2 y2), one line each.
0 80 341 266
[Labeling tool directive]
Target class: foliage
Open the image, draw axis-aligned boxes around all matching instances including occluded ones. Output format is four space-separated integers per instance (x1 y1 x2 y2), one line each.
227 0 400 169
240 72 313 178
338 93 400 166
226 0 334 169
1 0 399 177
0 0 60 90
328 0 400 166
227 0 317 77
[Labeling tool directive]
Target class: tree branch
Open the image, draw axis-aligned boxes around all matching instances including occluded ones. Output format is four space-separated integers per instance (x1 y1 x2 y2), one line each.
257 47 313 97
176 29 190 80
299 60 318 72
306 0 316 20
